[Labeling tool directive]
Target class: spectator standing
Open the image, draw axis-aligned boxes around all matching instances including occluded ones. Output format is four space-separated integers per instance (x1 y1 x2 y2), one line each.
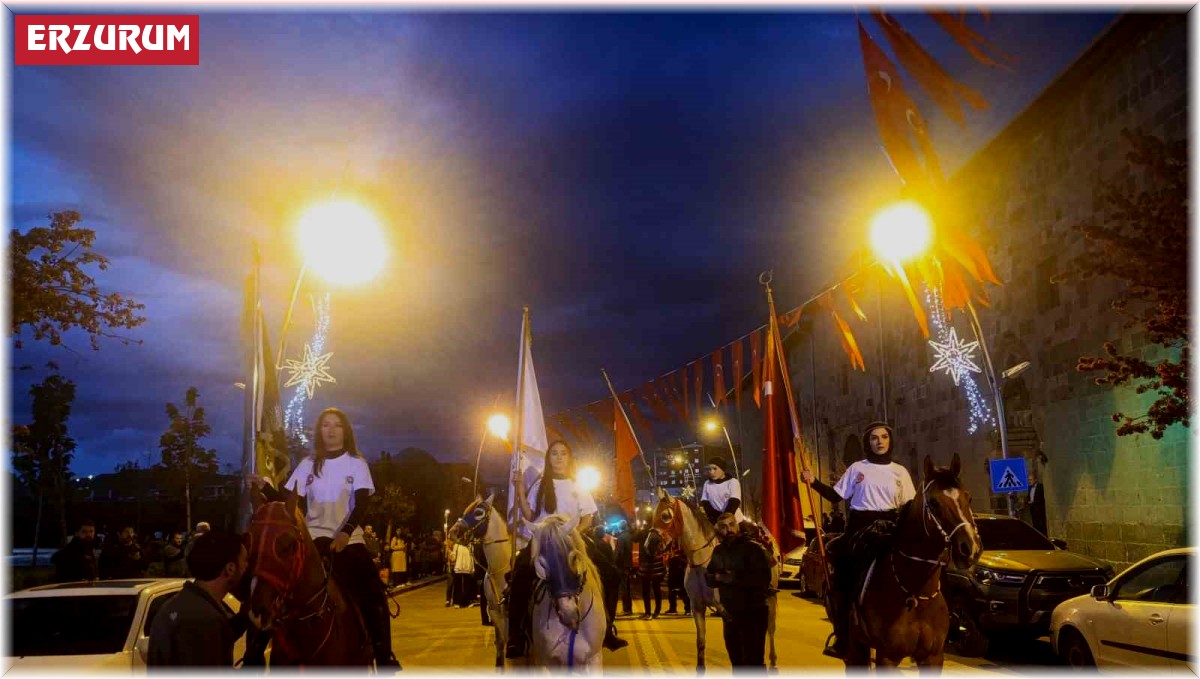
100 526 148 579
451 539 475 608
638 529 666 619
390 532 408 586
665 541 690 615
162 532 188 577
51 520 99 583
706 513 772 669
615 523 634 617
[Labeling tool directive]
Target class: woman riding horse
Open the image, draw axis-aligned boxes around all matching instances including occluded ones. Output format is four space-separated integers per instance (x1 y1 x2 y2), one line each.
801 421 916 659
269 407 401 669
506 440 626 659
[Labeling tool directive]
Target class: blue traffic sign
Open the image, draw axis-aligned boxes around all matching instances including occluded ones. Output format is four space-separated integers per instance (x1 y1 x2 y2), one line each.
989 457 1029 494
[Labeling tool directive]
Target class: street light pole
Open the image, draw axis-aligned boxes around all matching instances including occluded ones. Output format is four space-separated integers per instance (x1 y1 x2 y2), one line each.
705 394 742 479
964 300 1015 517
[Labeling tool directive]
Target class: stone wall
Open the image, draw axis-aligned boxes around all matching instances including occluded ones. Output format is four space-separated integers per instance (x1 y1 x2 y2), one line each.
738 13 1189 569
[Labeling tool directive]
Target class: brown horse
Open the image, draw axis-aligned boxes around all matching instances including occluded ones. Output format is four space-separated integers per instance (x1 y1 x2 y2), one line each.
833 453 982 672
245 493 374 667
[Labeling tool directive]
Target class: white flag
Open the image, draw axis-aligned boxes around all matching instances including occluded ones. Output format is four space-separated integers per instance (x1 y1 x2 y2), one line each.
508 308 547 545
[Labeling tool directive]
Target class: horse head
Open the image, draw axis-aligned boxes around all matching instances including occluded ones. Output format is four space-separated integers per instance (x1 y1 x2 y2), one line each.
530 514 596 630
922 453 982 569
652 493 684 542
450 493 495 543
246 491 320 631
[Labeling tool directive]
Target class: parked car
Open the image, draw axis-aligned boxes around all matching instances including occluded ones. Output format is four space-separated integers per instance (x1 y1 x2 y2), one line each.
3 578 245 672
1051 547 1192 670
780 529 832 600
780 545 807 584
944 514 1114 657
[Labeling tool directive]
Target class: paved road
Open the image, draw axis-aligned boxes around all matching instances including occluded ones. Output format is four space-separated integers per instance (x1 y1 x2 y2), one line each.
391 580 1058 672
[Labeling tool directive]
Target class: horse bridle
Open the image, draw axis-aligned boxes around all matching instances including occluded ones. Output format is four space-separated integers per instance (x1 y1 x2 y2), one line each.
247 506 337 661
889 480 975 608
658 498 716 568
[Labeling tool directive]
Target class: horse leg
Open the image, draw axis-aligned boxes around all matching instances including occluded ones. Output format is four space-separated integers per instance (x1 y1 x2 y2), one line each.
692 604 706 674
767 594 778 671
916 649 945 676
873 652 901 673
842 635 871 672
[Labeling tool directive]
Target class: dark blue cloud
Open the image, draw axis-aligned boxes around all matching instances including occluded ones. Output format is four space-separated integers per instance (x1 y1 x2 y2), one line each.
9 10 1115 475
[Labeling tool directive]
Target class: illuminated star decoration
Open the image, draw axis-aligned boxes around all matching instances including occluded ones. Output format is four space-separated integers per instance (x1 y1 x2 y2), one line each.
924 285 994 434
284 294 333 444
284 342 336 399
928 327 982 386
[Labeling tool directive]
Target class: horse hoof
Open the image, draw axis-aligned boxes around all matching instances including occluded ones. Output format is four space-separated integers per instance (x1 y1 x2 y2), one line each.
696 666 705 676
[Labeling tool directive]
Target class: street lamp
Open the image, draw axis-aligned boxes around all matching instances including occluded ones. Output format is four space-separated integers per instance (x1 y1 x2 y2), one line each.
702 398 743 479
868 201 933 266
473 411 511 497
444 508 450 534
297 200 388 286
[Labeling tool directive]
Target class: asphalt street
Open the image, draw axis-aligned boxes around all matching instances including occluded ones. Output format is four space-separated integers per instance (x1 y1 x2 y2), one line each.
390 579 1058 673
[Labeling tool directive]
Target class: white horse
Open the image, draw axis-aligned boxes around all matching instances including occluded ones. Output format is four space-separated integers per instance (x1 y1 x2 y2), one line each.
527 514 607 672
450 495 511 669
654 494 782 672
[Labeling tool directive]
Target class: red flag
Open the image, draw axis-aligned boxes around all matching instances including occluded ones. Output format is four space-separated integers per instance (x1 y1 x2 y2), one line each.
711 348 727 407
858 20 939 185
661 374 687 422
585 399 614 434
613 399 640 518
872 11 988 129
927 10 1014 69
762 323 808 553
639 383 673 423
627 396 654 444
750 329 764 408
573 411 598 450
692 360 704 418
730 339 745 413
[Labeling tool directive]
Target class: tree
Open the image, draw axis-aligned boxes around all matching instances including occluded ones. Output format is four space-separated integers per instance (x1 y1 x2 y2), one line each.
368 484 417 544
12 372 78 556
10 210 146 351
158 387 218 532
1065 131 1188 439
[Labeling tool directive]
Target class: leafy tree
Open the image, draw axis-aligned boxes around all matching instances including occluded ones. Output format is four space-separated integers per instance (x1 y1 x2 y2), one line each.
11 372 78 556
1065 131 1188 439
158 387 218 532
10 210 146 350
368 484 417 544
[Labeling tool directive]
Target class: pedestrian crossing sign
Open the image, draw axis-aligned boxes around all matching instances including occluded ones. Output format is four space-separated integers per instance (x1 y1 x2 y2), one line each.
989 457 1029 494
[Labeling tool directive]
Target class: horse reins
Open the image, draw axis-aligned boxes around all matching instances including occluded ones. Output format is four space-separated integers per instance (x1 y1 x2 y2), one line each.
666 499 717 568
888 481 974 609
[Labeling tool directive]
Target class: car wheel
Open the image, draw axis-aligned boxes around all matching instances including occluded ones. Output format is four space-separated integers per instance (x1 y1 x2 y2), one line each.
798 572 809 597
1058 628 1095 668
946 597 989 658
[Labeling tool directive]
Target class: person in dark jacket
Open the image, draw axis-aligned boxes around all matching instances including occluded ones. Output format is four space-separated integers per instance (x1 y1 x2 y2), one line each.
162 532 187 577
665 542 690 615
100 526 148 579
587 525 629 650
638 529 666 619
706 513 772 669
614 522 634 616
147 531 249 669
51 520 99 583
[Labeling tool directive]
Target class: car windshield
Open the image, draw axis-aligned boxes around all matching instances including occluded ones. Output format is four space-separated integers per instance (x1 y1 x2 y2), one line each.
976 518 1055 551
9 595 138 656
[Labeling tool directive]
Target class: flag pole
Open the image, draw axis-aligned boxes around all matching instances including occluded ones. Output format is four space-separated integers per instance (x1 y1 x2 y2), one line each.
706 393 742 480
508 307 529 571
762 273 827 563
601 369 657 492
238 244 262 533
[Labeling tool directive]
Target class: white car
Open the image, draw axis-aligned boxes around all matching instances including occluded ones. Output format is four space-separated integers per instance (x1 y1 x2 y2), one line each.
4 578 244 673
780 545 807 584
1051 547 1193 671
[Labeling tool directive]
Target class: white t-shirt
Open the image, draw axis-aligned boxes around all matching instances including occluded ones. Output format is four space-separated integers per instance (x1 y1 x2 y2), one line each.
700 477 745 522
285 452 375 545
833 460 916 512
518 477 597 541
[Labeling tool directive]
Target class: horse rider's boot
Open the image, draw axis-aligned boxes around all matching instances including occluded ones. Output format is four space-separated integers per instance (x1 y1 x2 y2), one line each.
371 597 403 671
504 586 530 659
603 625 629 651
822 591 849 659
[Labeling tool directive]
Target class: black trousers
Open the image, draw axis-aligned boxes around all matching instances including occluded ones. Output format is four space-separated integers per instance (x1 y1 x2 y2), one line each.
618 570 634 614
314 538 394 663
722 606 768 668
641 577 663 616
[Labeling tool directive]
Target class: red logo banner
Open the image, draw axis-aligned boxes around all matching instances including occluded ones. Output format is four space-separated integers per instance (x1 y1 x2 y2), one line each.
15 15 200 66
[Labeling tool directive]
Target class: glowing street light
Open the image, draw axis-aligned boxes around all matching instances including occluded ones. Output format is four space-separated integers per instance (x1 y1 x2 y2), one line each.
297 200 387 286
868 200 933 265
487 414 512 442
577 466 602 493
703 417 720 434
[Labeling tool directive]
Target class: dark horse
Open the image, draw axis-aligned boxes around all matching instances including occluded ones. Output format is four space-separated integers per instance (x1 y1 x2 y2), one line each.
245 492 374 667
832 454 982 671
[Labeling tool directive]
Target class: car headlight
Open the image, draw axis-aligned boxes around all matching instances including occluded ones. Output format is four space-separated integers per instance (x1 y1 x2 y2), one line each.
972 566 1026 585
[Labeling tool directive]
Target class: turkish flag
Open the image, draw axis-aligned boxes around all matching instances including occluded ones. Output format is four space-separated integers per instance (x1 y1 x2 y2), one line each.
712 348 727 407
730 339 744 413
750 329 764 409
613 399 640 518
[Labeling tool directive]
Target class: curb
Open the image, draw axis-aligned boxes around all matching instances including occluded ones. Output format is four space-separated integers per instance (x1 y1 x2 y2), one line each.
387 575 446 598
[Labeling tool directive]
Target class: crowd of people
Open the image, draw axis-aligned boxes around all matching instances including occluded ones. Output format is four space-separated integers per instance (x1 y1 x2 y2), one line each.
50 518 216 582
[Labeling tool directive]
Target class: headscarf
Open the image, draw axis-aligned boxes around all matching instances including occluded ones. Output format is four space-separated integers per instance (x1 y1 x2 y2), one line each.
861 421 896 466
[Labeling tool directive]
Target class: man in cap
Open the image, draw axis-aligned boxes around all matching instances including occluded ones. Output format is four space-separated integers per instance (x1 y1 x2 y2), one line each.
699 456 744 525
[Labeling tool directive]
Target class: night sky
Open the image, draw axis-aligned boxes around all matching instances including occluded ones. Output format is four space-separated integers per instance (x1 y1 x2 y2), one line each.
9 10 1116 477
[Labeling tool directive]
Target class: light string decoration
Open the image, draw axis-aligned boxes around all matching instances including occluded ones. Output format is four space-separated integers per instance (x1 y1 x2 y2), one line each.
924 284 995 434
284 293 334 444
